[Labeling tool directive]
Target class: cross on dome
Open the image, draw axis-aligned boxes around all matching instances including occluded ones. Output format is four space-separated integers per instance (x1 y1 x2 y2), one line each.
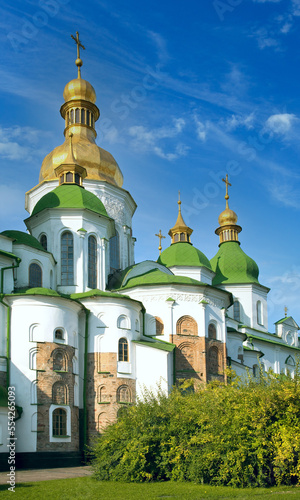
71 31 85 78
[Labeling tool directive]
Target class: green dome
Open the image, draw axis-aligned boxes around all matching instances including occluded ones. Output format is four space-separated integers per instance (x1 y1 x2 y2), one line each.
119 268 205 289
1 230 46 252
31 185 108 217
157 242 212 270
210 241 259 286
0 386 8 407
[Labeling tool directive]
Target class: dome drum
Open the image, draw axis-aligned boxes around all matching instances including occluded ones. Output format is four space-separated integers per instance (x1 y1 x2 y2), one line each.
216 224 242 245
60 99 100 136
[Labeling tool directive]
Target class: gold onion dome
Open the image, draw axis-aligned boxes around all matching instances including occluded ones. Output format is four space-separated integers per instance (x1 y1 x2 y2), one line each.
215 174 241 245
218 207 238 226
63 78 96 103
39 31 123 188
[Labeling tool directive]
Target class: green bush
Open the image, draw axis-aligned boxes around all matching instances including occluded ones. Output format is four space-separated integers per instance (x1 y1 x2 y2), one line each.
92 369 300 487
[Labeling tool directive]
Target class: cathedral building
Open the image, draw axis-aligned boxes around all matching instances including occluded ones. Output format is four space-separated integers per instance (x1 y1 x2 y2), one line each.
0 38 299 468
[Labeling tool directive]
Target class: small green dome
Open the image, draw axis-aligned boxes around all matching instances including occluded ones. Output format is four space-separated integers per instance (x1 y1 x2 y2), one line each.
0 386 8 407
31 185 108 217
157 242 212 270
1 230 46 252
210 241 259 286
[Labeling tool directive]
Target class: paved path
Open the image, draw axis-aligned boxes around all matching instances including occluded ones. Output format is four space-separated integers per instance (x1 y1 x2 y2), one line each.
0 465 92 484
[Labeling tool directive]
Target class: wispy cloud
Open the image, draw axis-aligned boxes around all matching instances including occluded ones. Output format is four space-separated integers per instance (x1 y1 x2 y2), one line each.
128 118 188 160
0 126 51 162
193 116 208 141
220 112 255 132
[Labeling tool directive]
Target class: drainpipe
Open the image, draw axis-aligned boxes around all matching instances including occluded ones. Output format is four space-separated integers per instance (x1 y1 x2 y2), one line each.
83 308 90 462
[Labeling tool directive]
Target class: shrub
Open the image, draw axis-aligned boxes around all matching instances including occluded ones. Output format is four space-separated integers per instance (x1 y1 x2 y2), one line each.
92 369 300 486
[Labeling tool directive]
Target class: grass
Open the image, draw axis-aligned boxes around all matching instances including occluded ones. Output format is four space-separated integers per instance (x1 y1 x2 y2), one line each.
0 477 300 499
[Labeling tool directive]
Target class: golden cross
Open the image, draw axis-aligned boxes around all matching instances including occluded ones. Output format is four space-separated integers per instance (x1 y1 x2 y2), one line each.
71 31 85 77
222 174 231 208
155 229 166 255
284 306 288 317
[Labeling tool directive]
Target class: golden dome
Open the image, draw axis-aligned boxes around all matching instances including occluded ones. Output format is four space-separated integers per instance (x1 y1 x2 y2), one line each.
39 134 123 187
38 31 123 188
215 174 241 245
218 207 238 226
63 78 96 103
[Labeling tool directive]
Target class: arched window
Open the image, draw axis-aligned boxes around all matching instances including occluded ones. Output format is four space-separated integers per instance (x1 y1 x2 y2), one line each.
75 108 80 123
180 232 185 241
118 338 128 362
177 342 194 370
29 263 42 287
155 317 164 335
257 301 263 325
86 110 90 126
39 234 47 251
97 412 107 432
81 108 85 123
70 109 74 124
176 316 198 336
53 349 67 372
91 113 94 128
233 300 240 322
66 171 73 182
116 385 131 403
253 364 260 378
117 315 130 329
61 231 74 285
208 346 219 374
54 328 64 341
174 234 179 242
52 382 68 405
88 235 97 289
52 408 67 437
98 385 109 403
110 232 120 274
208 323 217 340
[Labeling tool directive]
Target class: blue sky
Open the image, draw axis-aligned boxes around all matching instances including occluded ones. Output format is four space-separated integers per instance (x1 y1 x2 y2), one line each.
1 0 300 329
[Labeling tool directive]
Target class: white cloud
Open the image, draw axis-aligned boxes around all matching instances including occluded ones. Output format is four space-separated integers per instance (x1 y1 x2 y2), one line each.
0 125 51 162
221 112 255 132
265 113 297 134
193 116 208 142
128 118 187 160
268 180 300 208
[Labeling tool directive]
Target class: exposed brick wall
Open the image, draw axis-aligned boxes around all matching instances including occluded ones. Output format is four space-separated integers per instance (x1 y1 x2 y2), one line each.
35 342 79 452
86 352 136 445
171 333 227 387
176 315 198 336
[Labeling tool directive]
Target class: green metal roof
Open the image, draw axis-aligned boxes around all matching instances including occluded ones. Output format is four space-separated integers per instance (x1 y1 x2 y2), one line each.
157 242 212 270
31 184 108 217
247 334 300 352
9 287 62 297
0 385 8 407
117 268 206 290
132 340 175 352
71 289 133 301
210 241 259 286
0 249 21 262
1 230 46 253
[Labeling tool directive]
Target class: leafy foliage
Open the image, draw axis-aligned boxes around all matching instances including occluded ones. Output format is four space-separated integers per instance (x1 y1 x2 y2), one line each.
92 368 300 487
